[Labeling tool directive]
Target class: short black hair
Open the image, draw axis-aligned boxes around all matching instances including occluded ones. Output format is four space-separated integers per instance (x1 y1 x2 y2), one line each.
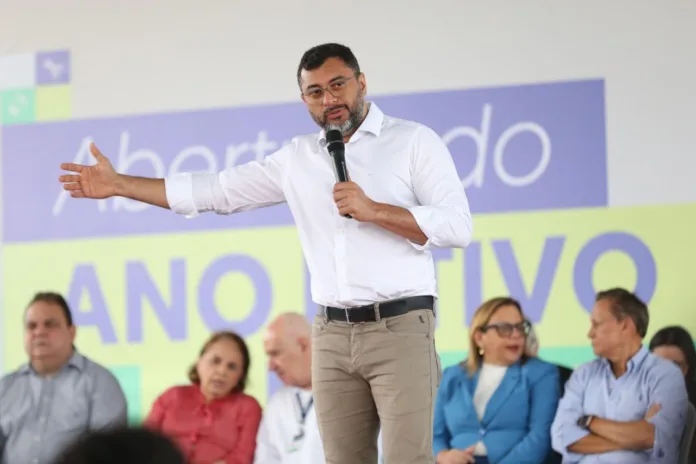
296 43 361 87
53 427 186 464
596 288 649 338
27 291 73 326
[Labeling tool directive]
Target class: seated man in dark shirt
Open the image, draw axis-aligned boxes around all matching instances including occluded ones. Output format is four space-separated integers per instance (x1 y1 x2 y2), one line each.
54 427 185 464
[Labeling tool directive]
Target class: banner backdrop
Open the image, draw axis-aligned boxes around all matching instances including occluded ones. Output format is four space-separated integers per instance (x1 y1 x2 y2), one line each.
2 49 692 423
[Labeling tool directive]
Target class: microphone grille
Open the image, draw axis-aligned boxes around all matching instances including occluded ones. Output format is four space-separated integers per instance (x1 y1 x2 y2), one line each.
325 129 343 144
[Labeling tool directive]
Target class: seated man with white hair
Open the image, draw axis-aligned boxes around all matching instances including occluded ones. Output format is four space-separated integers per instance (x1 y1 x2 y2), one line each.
255 312 384 463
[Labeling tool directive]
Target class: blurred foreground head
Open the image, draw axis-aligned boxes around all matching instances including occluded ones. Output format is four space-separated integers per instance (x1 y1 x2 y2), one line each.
53 427 185 464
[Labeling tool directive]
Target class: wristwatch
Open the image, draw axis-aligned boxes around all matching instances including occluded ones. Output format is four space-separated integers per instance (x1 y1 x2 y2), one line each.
577 415 594 430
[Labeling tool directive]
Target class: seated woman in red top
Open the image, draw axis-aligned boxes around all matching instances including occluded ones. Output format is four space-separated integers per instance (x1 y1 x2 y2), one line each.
144 331 262 464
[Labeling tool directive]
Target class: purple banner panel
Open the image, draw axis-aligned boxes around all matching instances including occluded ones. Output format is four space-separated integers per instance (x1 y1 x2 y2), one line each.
35 50 71 85
1 79 607 243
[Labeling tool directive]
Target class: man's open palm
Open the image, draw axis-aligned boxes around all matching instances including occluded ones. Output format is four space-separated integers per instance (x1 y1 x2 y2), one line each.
59 143 118 199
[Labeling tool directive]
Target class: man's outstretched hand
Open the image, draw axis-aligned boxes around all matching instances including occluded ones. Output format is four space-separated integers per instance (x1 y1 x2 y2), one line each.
59 142 119 199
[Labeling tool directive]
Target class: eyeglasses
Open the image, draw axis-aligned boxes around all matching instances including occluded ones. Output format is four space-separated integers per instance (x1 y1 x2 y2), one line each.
302 76 355 105
481 320 531 338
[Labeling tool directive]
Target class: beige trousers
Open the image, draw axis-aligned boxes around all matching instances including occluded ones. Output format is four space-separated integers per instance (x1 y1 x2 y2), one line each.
311 308 442 464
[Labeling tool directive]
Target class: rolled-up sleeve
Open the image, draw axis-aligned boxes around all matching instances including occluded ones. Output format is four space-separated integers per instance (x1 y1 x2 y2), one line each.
165 172 197 216
165 145 290 218
644 363 689 462
408 126 473 250
551 366 589 462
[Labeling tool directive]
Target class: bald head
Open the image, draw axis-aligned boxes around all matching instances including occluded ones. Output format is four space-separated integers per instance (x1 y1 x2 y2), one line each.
265 312 311 341
263 312 312 389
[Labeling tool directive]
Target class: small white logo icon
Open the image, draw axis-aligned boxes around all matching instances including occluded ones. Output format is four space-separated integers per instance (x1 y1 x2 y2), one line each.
43 58 64 80
7 94 29 117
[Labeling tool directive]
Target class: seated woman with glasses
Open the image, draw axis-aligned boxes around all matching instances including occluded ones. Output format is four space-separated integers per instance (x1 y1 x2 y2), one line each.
433 297 561 464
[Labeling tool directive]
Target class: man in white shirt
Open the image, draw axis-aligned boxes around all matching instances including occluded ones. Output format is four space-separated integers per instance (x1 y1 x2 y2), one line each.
58 43 473 464
256 312 386 464
254 312 324 464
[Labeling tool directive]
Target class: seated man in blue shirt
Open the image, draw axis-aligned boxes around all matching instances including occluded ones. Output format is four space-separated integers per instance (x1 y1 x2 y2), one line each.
551 288 688 463
0 292 128 464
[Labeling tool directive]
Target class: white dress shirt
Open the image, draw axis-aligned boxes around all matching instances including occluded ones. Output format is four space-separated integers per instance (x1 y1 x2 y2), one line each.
254 386 385 464
253 387 324 464
165 102 473 308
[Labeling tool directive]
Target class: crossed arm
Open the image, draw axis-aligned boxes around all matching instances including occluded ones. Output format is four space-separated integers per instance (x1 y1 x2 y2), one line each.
568 418 653 454
552 363 688 462
582 416 654 451
567 433 622 454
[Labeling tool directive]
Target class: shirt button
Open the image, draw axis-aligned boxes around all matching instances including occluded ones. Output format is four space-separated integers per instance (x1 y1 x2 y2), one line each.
479 428 486 436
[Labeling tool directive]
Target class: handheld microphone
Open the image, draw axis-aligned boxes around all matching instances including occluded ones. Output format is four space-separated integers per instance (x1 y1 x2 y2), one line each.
325 128 352 219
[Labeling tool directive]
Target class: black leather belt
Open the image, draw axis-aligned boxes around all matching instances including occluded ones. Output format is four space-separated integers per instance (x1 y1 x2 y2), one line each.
322 295 435 323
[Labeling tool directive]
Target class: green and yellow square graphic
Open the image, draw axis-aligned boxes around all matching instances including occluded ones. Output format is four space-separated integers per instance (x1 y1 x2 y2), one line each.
0 49 72 125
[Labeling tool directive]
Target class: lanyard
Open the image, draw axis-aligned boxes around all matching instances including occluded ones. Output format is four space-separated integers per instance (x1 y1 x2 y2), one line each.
295 392 314 425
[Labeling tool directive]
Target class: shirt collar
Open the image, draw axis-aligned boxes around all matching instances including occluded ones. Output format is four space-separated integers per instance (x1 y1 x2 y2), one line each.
19 348 85 375
318 101 384 145
601 345 649 374
627 345 649 372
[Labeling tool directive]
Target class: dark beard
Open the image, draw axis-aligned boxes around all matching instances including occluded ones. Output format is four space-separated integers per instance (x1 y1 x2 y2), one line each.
313 97 366 136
